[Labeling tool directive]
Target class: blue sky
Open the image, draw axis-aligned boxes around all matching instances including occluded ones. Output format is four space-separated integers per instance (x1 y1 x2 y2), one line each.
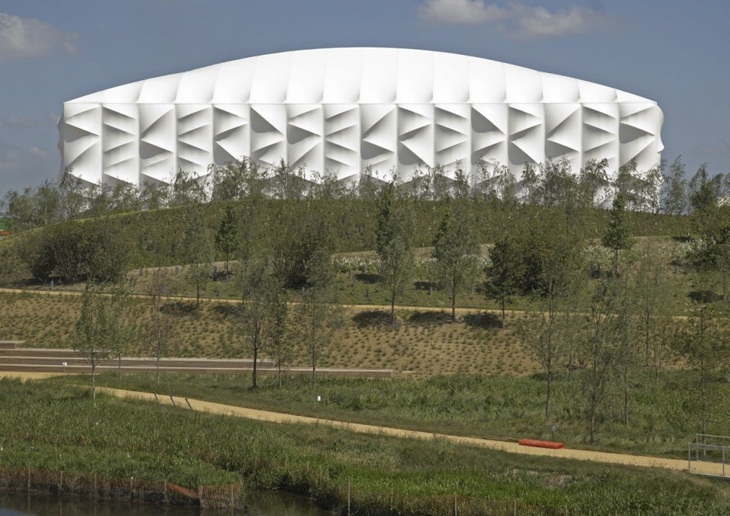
1 0 728 194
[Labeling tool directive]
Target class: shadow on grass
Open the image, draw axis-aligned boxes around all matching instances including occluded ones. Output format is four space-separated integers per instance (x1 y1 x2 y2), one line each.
414 281 435 291
408 310 451 325
462 312 502 329
160 301 198 316
354 273 380 284
212 303 239 317
352 310 392 327
688 290 722 303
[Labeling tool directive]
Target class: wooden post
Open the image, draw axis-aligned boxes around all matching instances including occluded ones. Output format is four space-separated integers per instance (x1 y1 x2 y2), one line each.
60 471 63 493
347 478 351 516
27 466 30 491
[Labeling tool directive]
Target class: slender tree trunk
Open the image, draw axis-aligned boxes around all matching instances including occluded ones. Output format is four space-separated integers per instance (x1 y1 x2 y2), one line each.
91 360 96 402
196 285 200 309
390 290 396 325
311 347 316 388
451 284 456 323
545 336 553 421
500 298 506 329
589 405 596 444
545 369 552 421
252 342 258 389
623 367 629 426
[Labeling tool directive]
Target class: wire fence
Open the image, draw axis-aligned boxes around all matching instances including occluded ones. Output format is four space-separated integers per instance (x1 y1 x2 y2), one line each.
0 467 243 509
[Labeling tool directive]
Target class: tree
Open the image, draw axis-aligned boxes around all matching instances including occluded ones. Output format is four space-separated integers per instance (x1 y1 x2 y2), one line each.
580 279 632 442
688 164 722 214
169 168 208 206
297 242 341 387
703 223 730 301
662 156 688 215
578 159 610 208
109 181 143 213
484 233 525 328
522 215 585 303
375 182 414 324
3 188 37 231
73 285 132 401
688 164 723 233
181 208 214 308
431 204 481 322
58 169 89 220
521 215 585 420
517 308 582 420
215 205 239 280
602 193 633 277
209 159 251 201
16 218 130 285
267 286 291 388
146 268 173 385
633 240 675 367
520 162 540 205
672 304 729 436
139 180 170 210
536 159 578 208
613 161 642 209
238 257 278 389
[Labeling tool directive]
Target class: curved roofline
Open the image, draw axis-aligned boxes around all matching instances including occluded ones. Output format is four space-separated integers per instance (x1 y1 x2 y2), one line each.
68 47 656 106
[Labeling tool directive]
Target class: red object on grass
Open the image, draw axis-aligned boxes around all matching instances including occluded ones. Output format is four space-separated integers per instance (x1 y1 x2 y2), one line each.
518 438 565 449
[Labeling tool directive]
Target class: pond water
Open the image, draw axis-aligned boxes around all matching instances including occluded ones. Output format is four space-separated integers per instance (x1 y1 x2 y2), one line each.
0 491 329 515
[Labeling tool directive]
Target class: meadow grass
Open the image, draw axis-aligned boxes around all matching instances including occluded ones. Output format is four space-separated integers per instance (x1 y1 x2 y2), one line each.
2 377 728 515
62 370 730 458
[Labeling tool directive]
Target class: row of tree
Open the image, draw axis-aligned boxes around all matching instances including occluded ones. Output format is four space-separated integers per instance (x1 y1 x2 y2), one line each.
68 185 729 442
483 196 729 442
3 156 729 232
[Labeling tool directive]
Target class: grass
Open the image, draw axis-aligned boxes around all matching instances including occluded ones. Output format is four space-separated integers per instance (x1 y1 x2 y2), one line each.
2 377 729 515
0 290 539 376
55 370 730 458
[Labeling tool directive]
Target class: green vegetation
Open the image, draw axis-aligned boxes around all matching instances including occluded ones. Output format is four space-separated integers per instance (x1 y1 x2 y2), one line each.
67 371 730 457
3 377 729 515
2 158 730 514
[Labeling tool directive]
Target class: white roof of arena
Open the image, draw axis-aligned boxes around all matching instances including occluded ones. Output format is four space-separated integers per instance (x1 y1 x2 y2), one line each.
69 47 654 106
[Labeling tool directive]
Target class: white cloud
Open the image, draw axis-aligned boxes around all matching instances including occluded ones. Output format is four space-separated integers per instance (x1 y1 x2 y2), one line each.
418 0 506 25
0 13 78 61
419 1 617 39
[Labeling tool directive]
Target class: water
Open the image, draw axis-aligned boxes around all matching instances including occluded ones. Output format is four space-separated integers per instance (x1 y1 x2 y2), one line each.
0 491 329 515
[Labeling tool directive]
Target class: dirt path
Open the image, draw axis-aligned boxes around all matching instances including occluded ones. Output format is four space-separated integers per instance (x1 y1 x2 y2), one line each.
0 287 495 314
89 385 723 478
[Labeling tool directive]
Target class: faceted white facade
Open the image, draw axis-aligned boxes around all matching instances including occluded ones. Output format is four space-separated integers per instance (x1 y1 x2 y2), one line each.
58 47 663 187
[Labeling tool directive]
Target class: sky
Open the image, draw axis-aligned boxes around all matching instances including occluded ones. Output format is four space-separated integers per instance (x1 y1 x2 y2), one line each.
1 0 729 195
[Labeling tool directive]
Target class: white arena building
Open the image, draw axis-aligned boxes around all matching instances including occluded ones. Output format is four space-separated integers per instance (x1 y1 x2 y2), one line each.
58 47 663 188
